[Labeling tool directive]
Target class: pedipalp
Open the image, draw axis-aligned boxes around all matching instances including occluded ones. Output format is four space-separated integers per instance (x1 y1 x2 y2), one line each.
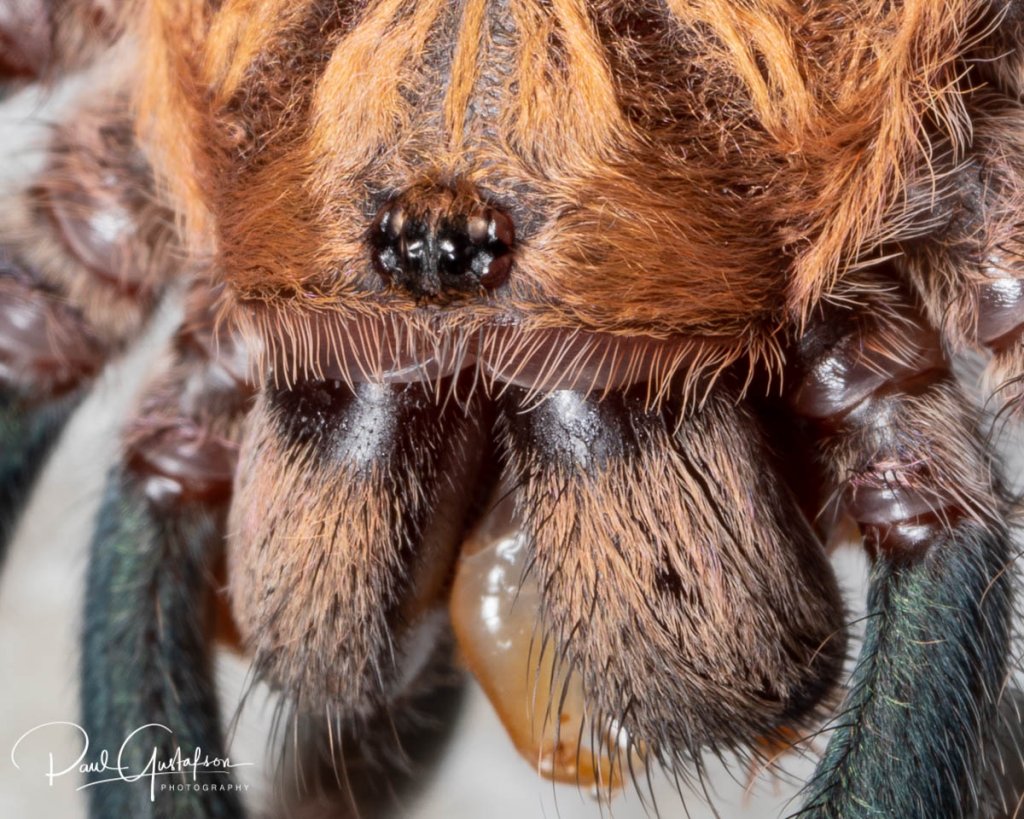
791 284 1014 818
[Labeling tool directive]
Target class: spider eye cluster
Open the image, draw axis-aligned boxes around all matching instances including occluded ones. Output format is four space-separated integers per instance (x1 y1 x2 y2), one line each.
369 193 515 298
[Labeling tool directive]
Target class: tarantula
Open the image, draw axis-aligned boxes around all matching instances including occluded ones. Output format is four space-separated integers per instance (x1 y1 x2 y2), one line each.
4 0 1024 817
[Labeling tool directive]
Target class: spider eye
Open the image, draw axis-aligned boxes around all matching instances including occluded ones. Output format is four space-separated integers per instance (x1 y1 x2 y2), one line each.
369 196 515 296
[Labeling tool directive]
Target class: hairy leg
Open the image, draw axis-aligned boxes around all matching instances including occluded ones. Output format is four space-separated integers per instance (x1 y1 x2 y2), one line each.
0 97 172 557
792 287 1013 818
81 283 250 818
0 261 101 553
0 0 122 81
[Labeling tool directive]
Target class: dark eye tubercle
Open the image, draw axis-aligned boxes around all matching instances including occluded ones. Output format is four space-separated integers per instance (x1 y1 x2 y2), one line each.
369 191 515 298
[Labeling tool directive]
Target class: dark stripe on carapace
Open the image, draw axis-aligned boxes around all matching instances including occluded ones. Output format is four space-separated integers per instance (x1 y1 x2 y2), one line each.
213 0 367 172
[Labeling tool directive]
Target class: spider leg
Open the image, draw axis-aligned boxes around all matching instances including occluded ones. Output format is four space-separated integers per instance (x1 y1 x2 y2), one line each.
0 391 76 544
0 0 51 80
0 0 122 82
496 384 847 779
81 281 252 818
893 82 1024 414
792 285 1013 818
0 96 171 556
0 263 103 553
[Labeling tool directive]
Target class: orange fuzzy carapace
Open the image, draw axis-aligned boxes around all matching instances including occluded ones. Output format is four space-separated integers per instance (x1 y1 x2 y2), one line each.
135 0 988 379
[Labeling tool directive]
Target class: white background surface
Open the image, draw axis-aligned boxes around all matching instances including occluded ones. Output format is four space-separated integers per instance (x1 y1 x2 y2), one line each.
0 68 905 819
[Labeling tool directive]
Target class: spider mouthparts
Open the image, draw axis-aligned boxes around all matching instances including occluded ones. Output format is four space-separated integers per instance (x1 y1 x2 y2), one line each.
450 483 642 791
228 377 495 713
